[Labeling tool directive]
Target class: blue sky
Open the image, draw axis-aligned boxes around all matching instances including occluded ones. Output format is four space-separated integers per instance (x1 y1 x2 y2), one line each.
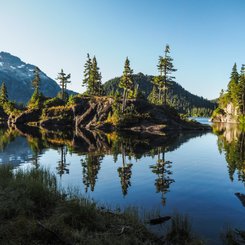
0 0 244 99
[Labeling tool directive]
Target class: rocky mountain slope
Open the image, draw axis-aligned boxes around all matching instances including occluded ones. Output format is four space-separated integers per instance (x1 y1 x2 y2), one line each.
0 52 61 103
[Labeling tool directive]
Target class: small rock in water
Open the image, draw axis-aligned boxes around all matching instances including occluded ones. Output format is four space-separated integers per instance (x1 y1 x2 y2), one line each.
148 216 171 225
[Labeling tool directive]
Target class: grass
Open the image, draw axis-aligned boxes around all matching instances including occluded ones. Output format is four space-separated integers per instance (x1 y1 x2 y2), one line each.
0 164 160 244
164 214 204 245
0 164 209 244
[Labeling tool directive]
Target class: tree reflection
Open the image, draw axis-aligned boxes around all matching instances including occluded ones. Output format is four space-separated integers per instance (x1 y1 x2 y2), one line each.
56 146 70 177
150 147 174 205
117 146 133 196
214 124 245 183
81 154 103 192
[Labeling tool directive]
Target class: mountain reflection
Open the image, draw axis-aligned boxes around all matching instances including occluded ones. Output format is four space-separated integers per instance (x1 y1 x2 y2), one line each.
0 125 209 203
213 123 245 183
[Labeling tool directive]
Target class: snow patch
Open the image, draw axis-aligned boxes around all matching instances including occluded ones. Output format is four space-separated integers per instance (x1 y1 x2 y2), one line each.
10 66 16 69
17 64 25 68
0 62 3 66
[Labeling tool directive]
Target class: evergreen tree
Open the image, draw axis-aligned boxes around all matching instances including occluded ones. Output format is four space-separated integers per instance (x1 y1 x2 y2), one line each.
56 69 71 101
32 67 41 92
148 84 158 104
228 63 239 104
119 57 134 112
238 64 245 114
0 82 8 105
83 54 103 95
83 53 92 92
91 56 103 95
150 45 177 105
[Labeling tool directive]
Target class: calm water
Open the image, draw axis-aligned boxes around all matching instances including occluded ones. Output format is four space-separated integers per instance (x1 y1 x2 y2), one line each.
0 121 245 244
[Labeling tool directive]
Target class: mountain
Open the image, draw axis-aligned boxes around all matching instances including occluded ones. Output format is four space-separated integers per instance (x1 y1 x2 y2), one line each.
103 72 216 116
0 52 61 104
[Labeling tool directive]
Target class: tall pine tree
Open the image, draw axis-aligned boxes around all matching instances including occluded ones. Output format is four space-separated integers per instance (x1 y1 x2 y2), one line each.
91 56 103 95
150 45 176 105
119 57 134 112
56 69 71 101
228 63 239 104
83 53 92 92
32 67 41 92
83 54 103 95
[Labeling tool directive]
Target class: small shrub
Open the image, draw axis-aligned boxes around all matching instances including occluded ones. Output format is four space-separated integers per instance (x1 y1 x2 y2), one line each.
66 94 83 106
28 90 46 109
43 97 65 108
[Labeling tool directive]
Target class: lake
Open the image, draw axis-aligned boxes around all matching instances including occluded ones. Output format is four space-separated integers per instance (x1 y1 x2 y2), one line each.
1 120 245 244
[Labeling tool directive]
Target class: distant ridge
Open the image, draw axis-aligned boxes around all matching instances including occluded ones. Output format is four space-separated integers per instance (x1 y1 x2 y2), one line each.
103 72 216 116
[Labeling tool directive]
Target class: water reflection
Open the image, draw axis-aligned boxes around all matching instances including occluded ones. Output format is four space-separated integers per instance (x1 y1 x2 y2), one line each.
81 154 103 192
1 124 245 243
0 126 208 196
56 146 70 177
213 123 245 183
117 148 133 196
150 147 174 205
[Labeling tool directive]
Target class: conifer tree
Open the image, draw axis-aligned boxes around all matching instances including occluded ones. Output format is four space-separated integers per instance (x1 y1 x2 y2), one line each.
228 63 239 104
56 69 71 101
238 64 245 114
119 57 134 112
83 54 103 95
150 45 176 105
83 53 92 92
0 82 8 105
91 56 103 95
32 67 41 92
148 84 158 104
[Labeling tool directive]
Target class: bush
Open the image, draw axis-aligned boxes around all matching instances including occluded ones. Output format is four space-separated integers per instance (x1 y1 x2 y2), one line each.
66 94 83 106
212 107 225 118
43 97 65 108
3 101 22 116
28 90 46 109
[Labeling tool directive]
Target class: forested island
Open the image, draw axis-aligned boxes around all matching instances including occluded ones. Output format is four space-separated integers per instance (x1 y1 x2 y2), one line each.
0 46 211 132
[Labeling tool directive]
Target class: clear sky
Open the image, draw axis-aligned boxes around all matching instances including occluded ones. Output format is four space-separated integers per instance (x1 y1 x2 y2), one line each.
0 0 244 99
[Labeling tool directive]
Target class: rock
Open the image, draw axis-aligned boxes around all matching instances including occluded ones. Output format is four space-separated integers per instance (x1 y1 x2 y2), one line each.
211 102 239 123
14 109 41 125
9 96 211 133
148 216 171 225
